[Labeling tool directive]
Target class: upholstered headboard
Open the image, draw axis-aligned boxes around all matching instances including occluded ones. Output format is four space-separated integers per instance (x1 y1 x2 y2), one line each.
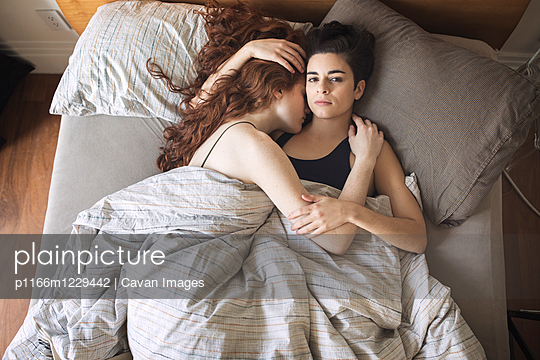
57 0 530 49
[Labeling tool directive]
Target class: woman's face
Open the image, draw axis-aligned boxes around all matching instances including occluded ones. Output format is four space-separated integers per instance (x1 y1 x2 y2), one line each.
306 53 364 121
274 81 310 133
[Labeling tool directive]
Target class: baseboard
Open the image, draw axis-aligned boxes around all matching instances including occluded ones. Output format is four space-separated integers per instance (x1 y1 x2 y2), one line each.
3 41 76 74
497 51 535 70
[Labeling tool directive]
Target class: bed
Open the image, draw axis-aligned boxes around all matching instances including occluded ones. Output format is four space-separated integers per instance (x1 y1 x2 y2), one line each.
5 0 540 359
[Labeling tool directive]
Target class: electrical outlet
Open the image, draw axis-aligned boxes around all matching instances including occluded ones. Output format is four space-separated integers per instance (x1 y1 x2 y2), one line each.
36 10 72 31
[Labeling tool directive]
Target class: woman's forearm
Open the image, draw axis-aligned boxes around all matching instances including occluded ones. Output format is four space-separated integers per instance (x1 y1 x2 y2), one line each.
191 47 252 106
340 115 383 206
308 232 355 256
339 158 375 206
292 198 426 255
307 159 375 255
349 204 427 253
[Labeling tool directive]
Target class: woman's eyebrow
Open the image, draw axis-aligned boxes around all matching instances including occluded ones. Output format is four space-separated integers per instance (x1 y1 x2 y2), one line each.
306 70 346 75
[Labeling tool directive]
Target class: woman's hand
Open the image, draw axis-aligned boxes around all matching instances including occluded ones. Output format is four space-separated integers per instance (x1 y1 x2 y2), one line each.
348 114 384 167
288 194 356 235
241 39 306 73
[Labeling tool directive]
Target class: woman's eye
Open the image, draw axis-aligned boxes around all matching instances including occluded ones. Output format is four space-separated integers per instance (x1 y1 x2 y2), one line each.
307 77 318 83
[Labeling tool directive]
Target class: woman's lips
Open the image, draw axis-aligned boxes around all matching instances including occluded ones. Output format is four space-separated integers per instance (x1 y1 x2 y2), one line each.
314 99 332 106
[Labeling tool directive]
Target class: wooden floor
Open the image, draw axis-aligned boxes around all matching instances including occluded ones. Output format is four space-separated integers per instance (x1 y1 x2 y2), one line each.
0 74 61 354
0 74 539 357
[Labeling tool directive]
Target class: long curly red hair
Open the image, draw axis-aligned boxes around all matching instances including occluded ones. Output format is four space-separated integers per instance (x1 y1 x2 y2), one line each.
147 1 307 172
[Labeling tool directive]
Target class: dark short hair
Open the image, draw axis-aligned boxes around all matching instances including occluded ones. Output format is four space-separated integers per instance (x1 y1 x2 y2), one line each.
307 21 375 86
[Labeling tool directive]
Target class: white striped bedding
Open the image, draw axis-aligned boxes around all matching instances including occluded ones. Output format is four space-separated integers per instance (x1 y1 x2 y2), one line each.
4 167 485 359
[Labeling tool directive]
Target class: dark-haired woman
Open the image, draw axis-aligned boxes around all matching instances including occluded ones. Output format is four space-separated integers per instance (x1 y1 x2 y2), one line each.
194 19 427 254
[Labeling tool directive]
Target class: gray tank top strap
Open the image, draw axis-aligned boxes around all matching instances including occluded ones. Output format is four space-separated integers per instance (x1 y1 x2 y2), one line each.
201 121 257 168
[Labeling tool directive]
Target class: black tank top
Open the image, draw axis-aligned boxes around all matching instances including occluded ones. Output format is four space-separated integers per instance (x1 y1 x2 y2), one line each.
276 133 351 190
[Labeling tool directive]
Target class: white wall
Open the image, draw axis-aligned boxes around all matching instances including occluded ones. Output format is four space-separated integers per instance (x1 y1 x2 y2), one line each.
0 0 78 74
0 0 538 73
498 0 540 69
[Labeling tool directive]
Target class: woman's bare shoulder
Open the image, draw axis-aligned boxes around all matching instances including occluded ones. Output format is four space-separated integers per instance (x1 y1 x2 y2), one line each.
202 122 283 169
228 124 280 152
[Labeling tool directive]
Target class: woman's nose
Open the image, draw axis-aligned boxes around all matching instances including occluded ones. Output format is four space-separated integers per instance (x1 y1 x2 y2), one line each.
317 83 329 94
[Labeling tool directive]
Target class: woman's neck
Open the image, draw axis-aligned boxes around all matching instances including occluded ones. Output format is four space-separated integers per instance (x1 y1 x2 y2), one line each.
234 110 273 135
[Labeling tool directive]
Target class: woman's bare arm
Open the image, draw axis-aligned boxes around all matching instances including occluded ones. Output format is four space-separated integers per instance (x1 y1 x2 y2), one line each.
339 115 383 206
191 39 306 107
365 140 427 252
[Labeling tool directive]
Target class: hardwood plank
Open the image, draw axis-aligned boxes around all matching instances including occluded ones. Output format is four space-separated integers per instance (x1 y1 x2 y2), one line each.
0 75 61 234
19 76 61 233
0 298 31 355
3 92 40 234
0 77 27 230
381 0 530 49
0 78 27 233
55 0 529 49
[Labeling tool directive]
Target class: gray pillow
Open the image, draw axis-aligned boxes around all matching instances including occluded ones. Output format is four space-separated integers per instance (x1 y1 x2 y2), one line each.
323 0 540 226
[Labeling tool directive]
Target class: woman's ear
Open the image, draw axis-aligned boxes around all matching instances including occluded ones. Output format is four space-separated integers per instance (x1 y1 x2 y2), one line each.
273 89 284 100
354 80 366 100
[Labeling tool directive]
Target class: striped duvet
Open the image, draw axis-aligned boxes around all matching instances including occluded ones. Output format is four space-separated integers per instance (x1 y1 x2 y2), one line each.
4 167 485 359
